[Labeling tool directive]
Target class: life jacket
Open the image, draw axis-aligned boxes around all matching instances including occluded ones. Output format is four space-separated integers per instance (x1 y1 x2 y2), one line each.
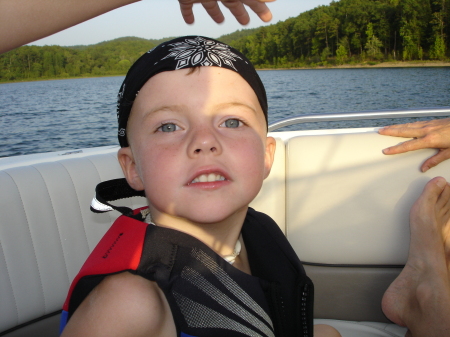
60 179 314 337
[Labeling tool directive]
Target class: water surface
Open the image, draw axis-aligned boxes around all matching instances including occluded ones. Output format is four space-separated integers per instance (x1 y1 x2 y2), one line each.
1 68 449 157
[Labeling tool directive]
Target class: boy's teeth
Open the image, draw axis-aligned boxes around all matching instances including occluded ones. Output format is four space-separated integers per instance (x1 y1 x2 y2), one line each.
191 173 226 184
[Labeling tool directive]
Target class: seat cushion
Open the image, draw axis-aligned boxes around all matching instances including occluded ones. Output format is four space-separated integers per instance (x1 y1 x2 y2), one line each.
286 131 450 265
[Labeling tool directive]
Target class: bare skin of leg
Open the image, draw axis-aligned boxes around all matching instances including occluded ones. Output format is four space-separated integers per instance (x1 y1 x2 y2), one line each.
382 177 450 337
314 324 342 337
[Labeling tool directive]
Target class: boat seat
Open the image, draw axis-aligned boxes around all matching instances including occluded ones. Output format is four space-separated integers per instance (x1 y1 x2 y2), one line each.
1 129 450 336
284 129 450 336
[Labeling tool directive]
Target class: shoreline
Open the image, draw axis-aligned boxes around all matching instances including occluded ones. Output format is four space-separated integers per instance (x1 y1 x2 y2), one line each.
257 60 450 70
0 74 122 85
1 61 449 84
334 61 450 68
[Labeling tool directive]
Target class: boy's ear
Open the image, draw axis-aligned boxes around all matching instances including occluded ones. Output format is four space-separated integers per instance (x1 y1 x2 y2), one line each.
117 147 145 191
263 136 276 179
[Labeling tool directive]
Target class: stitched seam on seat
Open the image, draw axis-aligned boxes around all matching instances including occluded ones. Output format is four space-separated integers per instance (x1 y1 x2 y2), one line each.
33 166 70 284
59 161 91 251
0 240 20 327
4 170 47 313
0 310 61 337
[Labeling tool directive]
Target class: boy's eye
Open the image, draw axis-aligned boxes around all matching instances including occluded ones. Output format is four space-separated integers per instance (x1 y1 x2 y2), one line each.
158 123 179 132
222 119 242 128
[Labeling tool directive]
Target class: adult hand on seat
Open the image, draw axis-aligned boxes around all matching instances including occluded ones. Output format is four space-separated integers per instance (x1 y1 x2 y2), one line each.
179 0 275 25
379 118 450 172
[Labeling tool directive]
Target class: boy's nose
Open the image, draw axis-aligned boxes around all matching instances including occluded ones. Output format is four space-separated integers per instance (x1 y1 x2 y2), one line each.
194 146 217 154
188 127 222 157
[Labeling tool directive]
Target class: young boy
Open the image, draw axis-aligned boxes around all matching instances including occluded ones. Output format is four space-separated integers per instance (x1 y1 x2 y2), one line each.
60 36 340 337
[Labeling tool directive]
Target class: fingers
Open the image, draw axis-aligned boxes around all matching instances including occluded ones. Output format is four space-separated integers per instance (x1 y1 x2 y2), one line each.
421 149 450 172
220 0 249 24
380 118 450 139
180 1 226 24
379 119 443 133
378 125 427 139
179 0 274 25
179 1 196 24
380 120 429 130
382 138 428 155
383 139 450 172
242 0 273 22
201 1 225 23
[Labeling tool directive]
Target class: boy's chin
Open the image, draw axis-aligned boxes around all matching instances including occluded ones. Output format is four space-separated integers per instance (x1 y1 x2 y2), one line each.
151 204 249 227
182 206 249 225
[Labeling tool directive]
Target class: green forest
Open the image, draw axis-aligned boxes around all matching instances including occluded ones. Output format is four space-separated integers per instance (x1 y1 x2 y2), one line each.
1 0 449 82
229 0 449 67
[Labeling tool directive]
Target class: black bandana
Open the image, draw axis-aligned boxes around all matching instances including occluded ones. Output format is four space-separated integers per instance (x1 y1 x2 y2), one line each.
117 36 268 147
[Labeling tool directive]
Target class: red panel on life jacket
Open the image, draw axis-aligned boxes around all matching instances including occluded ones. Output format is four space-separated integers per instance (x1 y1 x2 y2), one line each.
62 209 148 311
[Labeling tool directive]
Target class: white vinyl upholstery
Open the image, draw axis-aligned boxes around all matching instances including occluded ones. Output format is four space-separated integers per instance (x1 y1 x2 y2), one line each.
286 131 450 265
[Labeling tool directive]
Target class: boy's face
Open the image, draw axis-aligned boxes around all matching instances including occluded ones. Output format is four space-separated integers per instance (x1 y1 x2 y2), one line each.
118 67 275 225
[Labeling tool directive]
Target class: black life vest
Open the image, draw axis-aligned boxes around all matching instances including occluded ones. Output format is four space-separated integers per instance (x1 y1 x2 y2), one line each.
60 179 314 337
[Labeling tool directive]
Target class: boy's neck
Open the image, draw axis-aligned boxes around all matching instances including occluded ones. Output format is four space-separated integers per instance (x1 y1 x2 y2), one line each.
148 204 248 259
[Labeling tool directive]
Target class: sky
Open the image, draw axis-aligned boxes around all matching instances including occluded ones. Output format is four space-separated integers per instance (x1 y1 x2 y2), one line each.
29 0 332 47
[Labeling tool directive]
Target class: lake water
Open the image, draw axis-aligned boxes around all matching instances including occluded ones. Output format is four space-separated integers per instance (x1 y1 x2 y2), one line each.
1 67 450 158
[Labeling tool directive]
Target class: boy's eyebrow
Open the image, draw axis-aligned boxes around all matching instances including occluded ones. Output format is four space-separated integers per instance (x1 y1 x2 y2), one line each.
213 102 259 115
139 102 264 119
141 102 261 119
143 104 187 117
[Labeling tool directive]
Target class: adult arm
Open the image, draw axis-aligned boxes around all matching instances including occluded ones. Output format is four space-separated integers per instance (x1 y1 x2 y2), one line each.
379 118 450 172
0 0 275 55
0 0 140 54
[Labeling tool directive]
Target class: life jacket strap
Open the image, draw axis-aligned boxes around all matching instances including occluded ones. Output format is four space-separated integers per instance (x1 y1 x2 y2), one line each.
90 178 146 218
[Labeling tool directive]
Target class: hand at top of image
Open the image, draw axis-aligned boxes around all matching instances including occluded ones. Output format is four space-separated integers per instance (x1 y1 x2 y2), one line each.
379 118 450 172
179 0 275 25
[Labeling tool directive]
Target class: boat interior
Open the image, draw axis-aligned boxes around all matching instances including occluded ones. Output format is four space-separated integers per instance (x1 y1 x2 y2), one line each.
1 108 450 337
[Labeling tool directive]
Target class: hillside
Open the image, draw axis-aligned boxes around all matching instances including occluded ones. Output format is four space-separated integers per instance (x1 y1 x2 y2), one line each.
1 0 449 82
0 37 160 81
229 0 449 67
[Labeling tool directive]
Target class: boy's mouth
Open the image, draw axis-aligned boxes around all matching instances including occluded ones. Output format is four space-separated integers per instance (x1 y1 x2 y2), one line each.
190 173 226 184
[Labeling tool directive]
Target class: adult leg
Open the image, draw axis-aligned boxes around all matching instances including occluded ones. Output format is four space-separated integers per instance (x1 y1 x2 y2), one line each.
382 177 450 336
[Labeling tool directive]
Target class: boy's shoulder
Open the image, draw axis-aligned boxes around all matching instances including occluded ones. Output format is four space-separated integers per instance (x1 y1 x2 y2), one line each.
243 207 306 275
244 207 287 245
62 272 176 336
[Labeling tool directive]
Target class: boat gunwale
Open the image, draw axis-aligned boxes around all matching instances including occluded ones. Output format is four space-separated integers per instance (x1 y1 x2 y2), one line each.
268 107 450 131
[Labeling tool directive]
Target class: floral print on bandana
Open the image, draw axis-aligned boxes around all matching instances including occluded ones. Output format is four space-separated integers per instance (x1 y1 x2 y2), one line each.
160 37 243 71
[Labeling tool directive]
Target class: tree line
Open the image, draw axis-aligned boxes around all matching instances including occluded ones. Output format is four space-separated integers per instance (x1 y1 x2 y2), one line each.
0 0 449 82
229 0 449 67
0 37 166 82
